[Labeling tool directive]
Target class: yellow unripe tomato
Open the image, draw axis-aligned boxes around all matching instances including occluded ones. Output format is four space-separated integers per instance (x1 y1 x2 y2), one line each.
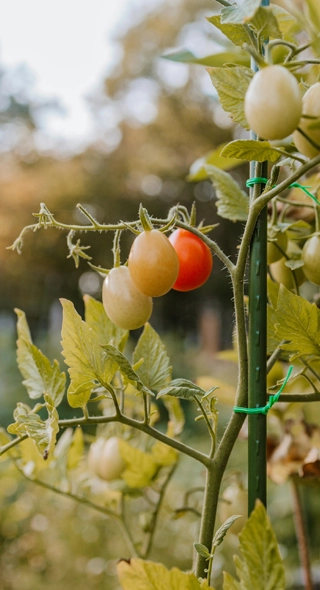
301 235 320 285
267 227 288 264
244 65 302 140
293 83 320 158
102 266 152 330
88 437 126 481
269 257 305 291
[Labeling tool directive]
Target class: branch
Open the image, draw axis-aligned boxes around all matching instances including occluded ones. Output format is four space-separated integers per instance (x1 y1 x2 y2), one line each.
0 434 28 457
58 414 211 468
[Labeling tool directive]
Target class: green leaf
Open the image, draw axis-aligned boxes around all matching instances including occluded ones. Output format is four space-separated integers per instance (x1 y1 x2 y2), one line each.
157 378 208 401
103 343 154 396
206 165 249 222
61 299 117 407
118 440 158 488
223 572 241 590
133 323 172 392
84 294 128 350
233 500 286 590
117 558 216 590
275 285 320 360
188 144 243 182
8 395 59 459
221 0 261 25
207 16 254 48
15 309 66 406
207 66 253 129
213 515 242 548
220 140 282 163
250 6 282 39
163 49 249 68
194 544 211 559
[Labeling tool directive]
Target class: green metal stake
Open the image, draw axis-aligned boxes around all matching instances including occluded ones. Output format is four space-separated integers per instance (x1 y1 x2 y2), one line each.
248 0 269 513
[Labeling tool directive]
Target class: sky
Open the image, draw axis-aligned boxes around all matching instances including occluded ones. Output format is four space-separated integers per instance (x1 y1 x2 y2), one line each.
0 0 134 151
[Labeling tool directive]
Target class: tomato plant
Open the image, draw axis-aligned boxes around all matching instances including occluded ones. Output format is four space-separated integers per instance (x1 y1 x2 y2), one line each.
4 3 320 590
102 266 152 330
88 436 126 481
293 82 320 158
168 229 213 291
244 65 302 140
301 235 320 285
128 229 179 297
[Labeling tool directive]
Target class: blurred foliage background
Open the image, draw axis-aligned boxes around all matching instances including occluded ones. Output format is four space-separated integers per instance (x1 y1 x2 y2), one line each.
1 0 320 589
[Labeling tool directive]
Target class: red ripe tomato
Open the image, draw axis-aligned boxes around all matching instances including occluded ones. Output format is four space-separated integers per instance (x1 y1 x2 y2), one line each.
168 229 213 291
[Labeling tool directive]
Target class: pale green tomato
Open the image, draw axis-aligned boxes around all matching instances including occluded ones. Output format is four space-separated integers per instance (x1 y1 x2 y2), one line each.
244 65 302 140
269 257 305 291
267 227 288 264
128 229 179 297
88 436 126 481
102 266 152 330
301 235 320 285
219 484 248 535
293 82 320 158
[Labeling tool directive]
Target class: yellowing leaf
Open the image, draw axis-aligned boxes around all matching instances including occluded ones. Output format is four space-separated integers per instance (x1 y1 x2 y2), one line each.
118 440 158 488
133 323 172 392
161 395 185 435
163 48 249 68
206 165 249 222
84 294 128 349
250 6 282 39
61 299 117 407
104 343 154 396
207 16 253 48
207 66 253 129
15 309 66 406
220 140 282 163
67 427 84 470
8 395 59 459
233 500 286 590
275 286 320 360
223 572 241 590
152 439 178 467
188 144 242 182
117 558 216 590
221 0 261 24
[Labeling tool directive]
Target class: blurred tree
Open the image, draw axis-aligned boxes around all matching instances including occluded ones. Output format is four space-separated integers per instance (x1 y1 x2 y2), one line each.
1 0 243 343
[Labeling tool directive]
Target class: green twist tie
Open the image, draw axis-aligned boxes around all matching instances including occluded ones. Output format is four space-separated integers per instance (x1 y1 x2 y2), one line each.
234 365 293 415
246 177 320 206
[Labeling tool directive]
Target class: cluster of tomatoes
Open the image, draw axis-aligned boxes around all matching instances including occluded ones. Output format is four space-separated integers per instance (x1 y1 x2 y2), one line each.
244 64 320 155
268 228 320 290
102 228 213 330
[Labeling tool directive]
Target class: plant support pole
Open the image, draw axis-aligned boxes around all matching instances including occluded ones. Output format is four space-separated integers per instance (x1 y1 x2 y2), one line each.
248 0 269 513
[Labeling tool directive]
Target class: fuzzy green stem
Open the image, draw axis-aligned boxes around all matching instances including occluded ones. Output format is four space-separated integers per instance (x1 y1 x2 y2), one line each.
0 434 28 457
